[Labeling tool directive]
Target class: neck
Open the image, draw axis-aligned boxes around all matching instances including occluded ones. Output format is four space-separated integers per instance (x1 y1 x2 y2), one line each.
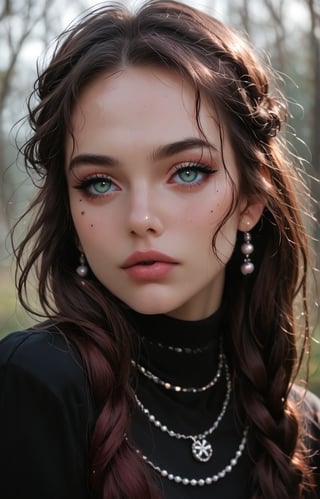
126 307 225 389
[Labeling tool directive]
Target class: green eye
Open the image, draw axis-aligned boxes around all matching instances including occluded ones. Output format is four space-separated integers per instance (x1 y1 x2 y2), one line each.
74 175 117 198
177 169 199 183
92 180 112 193
172 163 215 186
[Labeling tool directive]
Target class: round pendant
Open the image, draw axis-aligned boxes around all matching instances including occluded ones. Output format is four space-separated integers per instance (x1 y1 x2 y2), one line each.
191 438 213 462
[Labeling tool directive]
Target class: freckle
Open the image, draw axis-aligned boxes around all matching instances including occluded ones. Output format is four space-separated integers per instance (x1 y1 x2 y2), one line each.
210 210 213 213
90 224 94 228
81 211 85 215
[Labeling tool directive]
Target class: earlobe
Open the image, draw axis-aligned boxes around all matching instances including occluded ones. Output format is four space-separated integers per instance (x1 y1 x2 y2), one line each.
238 199 265 232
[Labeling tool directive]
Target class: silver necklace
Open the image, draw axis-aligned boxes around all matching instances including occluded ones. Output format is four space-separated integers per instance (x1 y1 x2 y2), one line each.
136 427 248 486
140 337 212 354
131 346 224 394
135 360 231 463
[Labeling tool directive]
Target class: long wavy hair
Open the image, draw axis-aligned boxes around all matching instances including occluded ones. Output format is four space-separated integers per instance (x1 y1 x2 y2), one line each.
12 1 314 497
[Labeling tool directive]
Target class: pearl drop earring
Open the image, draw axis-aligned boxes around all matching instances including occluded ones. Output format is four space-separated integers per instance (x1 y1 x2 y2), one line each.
240 231 254 275
76 253 88 277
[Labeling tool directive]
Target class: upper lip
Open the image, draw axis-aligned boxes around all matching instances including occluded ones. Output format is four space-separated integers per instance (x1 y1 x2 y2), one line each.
121 250 178 268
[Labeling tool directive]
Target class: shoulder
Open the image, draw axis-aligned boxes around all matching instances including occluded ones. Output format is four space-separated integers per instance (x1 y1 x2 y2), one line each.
0 326 94 499
0 325 88 401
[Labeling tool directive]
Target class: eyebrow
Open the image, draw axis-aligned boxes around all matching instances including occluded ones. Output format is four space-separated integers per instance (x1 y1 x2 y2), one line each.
68 137 217 171
68 153 118 171
151 138 217 160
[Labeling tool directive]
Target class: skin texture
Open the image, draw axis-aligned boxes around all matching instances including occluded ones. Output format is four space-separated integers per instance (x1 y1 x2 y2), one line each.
66 66 263 320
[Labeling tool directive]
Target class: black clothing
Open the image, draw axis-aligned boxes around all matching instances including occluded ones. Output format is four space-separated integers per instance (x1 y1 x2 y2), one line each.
0 311 319 499
128 308 252 498
0 330 95 499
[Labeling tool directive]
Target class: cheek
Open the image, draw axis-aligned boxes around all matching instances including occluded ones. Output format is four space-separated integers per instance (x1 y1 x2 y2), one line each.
213 212 240 263
71 203 97 244
186 196 233 235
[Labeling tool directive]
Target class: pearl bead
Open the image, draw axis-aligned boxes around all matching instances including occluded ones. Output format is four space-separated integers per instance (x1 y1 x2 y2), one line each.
240 261 255 275
76 265 88 277
241 243 254 255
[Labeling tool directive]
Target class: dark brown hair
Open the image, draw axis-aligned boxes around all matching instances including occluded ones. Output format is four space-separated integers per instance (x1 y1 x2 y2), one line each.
13 1 314 497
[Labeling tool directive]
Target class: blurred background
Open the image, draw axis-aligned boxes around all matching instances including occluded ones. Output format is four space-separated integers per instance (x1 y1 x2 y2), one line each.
0 0 319 389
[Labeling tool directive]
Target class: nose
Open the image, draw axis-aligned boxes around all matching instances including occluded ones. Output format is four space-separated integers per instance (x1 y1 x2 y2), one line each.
127 185 163 237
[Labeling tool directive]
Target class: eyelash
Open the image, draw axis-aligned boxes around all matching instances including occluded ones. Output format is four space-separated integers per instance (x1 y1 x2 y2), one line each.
73 174 116 198
172 162 216 185
72 162 216 198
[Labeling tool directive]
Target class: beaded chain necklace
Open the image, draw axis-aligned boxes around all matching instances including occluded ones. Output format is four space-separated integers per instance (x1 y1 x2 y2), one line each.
131 342 224 394
135 428 248 487
134 359 231 462
131 336 248 487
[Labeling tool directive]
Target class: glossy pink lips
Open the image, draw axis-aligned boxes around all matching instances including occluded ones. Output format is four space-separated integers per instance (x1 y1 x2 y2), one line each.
121 250 178 280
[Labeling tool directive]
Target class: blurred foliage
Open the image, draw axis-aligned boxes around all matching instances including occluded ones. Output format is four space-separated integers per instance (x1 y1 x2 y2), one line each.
0 266 34 338
309 331 320 396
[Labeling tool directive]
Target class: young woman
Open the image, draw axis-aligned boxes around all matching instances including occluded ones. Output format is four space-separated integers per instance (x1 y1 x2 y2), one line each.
0 1 319 498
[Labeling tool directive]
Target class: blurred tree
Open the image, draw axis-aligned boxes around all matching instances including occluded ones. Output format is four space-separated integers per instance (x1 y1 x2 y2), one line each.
240 0 250 35
222 0 319 240
0 0 51 246
0 0 11 18
306 0 320 220
264 0 286 71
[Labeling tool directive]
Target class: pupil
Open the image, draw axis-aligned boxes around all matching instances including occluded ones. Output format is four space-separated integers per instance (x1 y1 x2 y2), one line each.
181 170 196 182
95 181 109 192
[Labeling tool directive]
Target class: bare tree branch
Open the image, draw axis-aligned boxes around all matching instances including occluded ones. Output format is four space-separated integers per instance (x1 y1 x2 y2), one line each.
0 0 12 21
264 0 286 71
0 0 52 230
306 0 320 175
0 0 51 108
239 0 250 36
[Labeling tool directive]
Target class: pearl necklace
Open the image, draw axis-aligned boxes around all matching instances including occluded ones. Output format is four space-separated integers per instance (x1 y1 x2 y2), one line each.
136 427 248 486
135 360 231 463
131 345 224 394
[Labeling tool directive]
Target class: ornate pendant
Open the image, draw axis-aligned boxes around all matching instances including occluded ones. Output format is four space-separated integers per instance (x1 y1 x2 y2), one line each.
191 438 213 462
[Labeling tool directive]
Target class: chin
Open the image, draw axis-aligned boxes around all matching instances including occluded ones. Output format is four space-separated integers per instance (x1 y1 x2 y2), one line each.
127 299 179 316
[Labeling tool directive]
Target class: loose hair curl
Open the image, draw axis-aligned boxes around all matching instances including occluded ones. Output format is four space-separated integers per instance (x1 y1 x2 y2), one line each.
13 1 314 497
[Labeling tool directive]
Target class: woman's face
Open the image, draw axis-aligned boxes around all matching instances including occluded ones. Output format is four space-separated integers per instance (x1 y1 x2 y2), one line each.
66 66 252 320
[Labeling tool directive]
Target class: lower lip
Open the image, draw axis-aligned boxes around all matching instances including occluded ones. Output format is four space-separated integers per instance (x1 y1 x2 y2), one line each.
124 262 177 280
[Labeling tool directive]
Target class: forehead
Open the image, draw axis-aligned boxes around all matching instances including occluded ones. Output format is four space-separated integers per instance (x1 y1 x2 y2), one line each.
70 66 221 139
65 65 239 177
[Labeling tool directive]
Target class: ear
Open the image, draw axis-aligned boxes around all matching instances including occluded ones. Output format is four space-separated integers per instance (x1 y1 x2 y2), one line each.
238 196 265 232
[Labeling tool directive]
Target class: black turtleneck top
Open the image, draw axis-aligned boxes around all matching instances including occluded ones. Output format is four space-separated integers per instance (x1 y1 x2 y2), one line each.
0 310 319 499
